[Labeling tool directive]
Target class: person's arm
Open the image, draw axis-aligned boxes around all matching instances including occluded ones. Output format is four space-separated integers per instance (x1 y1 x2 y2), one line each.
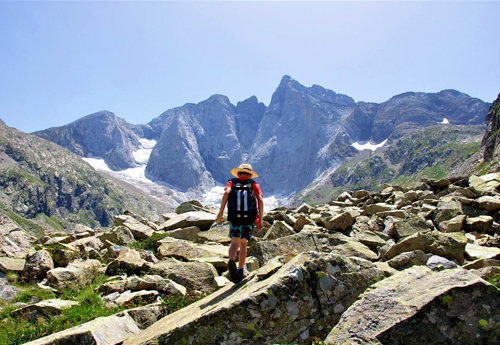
256 194 264 231
217 187 231 222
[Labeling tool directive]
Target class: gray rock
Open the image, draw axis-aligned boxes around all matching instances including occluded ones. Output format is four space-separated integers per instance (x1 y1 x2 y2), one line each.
157 238 227 261
47 260 102 290
114 290 159 308
159 211 216 232
326 266 500 345
23 250 54 281
426 255 459 271
263 221 295 240
150 260 218 293
123 252 385 345
99 226 135 246
0 257 25 273
386 250 430 270
464 215 494 233
164 226 200 242
24 314 141 345
394 216 431 240
382 231 467 264
11 299 79 320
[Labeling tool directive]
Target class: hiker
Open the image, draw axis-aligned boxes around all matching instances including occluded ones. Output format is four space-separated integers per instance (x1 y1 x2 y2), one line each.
217 163 264 283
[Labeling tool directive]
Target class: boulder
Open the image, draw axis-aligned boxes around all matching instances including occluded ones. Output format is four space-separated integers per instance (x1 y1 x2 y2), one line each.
438 215 466 233
69 236 103 253
473 195 500 213
469 173 500 193
159 212 216 231
463 258 500 270
46 243 79 267
263 221 295 240
122 252 386 345
114 290 159 308
99 226 135 246
197 221 231 244
23 314 140 345
362 203 397 216
350 231 388 253
11 299 79 320
0 257 25 273
432 199 463 227
293 214 314 232
106 249 149 275
116 215 154 240
464 215 494 233
386 250 430 270
294 203 312 214
0 215 36 259
23 250 54 281
394 216 431 240
164 226 200 242
465 243 500 260
150 260 218 293
382 231 467 264
426 255 459 271
47 259 102 290
326 266 500 345
120 303 168 329
126 275 187 295
320 212 354 233
0 273 20 301
157 238 227 261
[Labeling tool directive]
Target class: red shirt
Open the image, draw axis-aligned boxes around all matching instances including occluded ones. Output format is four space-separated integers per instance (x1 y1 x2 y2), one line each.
225 178 263 223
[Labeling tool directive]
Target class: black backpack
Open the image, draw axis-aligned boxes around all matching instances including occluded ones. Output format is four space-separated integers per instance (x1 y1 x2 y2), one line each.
227 178 258 225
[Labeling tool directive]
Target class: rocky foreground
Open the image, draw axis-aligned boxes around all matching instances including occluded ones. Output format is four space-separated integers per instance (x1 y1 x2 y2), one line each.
1 175 500 344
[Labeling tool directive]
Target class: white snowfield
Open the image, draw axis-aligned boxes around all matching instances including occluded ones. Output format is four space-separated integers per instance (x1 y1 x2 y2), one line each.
82 140 284 212
440 118 450 124
351 139 388 152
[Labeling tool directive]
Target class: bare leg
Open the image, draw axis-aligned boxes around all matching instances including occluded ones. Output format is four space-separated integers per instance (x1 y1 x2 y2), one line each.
229 237 241 261
238 238 247 269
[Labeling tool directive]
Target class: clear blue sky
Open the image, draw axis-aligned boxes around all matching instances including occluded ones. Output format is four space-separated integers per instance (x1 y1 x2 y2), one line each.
1 1 499 133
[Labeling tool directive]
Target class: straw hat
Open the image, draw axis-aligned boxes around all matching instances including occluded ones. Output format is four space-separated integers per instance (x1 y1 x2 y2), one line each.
230 163 259 178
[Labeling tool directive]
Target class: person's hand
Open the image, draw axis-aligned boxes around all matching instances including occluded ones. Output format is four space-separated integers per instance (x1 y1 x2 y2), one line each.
216 212 223 223
257 220 263 232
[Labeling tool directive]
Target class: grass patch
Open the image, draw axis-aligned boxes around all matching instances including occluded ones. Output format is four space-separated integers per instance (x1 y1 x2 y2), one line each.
486 274 500 289
160 292 207 314
0 274 127 345
130 232 169 254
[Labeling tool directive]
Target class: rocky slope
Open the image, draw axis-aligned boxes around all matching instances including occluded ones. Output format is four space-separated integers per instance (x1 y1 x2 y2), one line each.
297 125 485 205
33 76 491 199
3 174 500 344
482 93 500 166
0 120 166 231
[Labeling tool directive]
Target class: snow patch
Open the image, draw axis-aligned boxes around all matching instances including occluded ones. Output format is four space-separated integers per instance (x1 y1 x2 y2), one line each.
82 157 112 172
440 118 450 124
133 139 157 164
351 139 388 152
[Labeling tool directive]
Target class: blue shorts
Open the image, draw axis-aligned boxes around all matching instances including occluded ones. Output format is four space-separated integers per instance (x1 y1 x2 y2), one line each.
228 223 256 241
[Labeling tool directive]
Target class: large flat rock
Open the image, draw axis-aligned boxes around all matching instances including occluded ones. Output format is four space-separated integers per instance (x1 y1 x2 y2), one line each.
123 251 386 345
326 266 500 344
25 314 140 345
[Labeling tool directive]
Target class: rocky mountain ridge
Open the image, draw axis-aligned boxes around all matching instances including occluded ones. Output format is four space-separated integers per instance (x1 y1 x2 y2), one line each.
297 124 485 205
2 173 500 344
0 120 167 232
32 76 491 198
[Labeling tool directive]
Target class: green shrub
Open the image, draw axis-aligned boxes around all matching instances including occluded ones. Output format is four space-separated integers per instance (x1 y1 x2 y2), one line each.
130 232 169 254
160 292 206 314
0 273 126 345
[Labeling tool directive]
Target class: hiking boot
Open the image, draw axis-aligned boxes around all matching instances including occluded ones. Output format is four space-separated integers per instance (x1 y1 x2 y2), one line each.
228 259 242 284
